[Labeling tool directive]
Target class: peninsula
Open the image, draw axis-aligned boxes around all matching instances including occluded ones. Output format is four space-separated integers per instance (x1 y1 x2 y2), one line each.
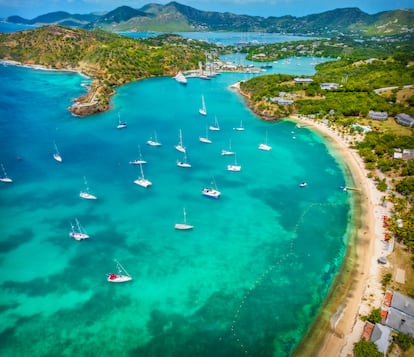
0 25 216 116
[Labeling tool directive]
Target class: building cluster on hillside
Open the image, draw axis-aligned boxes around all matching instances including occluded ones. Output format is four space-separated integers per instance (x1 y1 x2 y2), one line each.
393 149 414 161
396 113 414 127
363 291 414 355
369 110 388 120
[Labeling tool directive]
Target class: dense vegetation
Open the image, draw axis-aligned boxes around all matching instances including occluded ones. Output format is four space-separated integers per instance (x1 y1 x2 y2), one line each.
245 34 414 62
0 25 218 115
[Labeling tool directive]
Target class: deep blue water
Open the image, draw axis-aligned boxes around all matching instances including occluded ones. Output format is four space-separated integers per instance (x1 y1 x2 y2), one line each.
0 27 350 357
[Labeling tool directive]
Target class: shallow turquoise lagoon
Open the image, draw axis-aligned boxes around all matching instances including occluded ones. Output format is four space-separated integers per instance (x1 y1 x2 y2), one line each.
0 62 350 356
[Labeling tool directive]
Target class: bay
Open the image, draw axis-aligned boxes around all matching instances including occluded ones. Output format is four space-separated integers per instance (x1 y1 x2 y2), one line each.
0 43 350 356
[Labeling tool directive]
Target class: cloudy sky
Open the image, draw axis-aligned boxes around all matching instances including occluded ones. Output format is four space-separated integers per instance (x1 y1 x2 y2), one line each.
0 0 412 19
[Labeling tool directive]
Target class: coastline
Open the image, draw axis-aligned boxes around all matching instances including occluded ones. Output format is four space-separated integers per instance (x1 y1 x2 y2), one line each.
231 82 390 355
287 116 390 357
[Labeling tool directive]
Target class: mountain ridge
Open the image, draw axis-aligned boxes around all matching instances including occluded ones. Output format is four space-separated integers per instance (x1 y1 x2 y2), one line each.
4 2 413 35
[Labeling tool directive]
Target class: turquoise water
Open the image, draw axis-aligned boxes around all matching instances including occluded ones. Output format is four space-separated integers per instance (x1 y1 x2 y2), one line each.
121 31 320 46
0 61 350 356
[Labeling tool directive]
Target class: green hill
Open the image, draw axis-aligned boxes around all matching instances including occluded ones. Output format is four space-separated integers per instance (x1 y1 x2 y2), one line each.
4 2 414 35
0 25 215 116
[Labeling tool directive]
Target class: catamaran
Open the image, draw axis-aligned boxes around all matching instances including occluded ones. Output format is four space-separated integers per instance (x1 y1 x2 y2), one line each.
202 177 221 199
147 131 162 147
177 152 191 168
116 113 127 129
221 139 235 156
134 163 152 188
107 259 132 283
174 208 194 230
69 218 89 240
175 129 186 153
174 71 187 85
227 154 241 171
53 142 63 163
199 95 207 116
258 130 272 151
79 176 97 200
233 120 245 131
0 163 13 183
129 145 147 165
208 116 220 131
199 127 212 144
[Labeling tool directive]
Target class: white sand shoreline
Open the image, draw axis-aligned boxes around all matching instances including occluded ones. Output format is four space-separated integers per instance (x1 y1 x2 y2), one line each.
287 115 393 356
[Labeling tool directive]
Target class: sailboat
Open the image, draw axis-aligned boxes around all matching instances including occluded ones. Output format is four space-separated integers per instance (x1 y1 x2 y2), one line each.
134 163 152 188
177 152 191 168
233 120 245 131
221 139 235 156
258 130 272 151
199 127 212 144
116 113 127 129
227 154 241 171
174 129 186 153
129 145 147 165
147 131 162 147
174 208 194 230
208 116 220 131
53 142 63 163
199 95 207 116
0 163 13 183
69 218 89 240
202 177 221 199
107 259 132 283
79 176 97 200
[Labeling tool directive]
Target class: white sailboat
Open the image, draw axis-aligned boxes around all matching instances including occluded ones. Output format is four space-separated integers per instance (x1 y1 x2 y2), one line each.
221 139 235 156
0 163 13 183
147 131 162 147
258 130 272 151
69 218 89 240
174 208 194 230
134 163 152 188
79 176 97 200
227 154 241 171
199 127 212 144
199 95 207 116
116 113 127 129
202 177 221 199
53 142 63 163
175 129 186 153
107 259 132 283
177 152 191 168
208 116 220 131
174 71 187 85
129 145 147 165
233 120 245 131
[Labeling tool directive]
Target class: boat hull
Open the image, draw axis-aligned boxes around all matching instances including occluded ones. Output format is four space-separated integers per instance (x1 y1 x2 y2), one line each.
69 232 89 240
107 274 132 283
202 188 221 199
227 165 241 171
134 179 152 188
80 192 97 200
174 223 194 230
258 144 272 151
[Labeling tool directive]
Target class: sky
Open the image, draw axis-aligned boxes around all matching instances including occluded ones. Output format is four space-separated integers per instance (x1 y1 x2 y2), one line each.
0 0 412 19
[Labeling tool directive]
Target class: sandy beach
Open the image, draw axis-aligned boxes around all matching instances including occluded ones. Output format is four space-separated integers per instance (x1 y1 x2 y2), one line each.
288 115 392 356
